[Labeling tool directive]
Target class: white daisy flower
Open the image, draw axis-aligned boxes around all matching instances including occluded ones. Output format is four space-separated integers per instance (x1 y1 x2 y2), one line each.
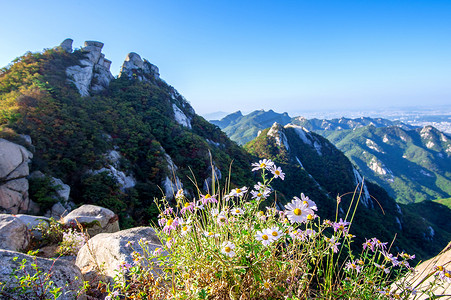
181 225 191 235
203 231 220 238
221 241 236 257
270 165 285 180
230 186 248 197
231 207 245 215
284 197 312 224
255 229 274 246
251 159 274 171
268 226 283 241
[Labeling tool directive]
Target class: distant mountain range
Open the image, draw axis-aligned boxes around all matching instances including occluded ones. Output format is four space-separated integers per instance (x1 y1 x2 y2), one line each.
210 110 292 145
212 110 451 203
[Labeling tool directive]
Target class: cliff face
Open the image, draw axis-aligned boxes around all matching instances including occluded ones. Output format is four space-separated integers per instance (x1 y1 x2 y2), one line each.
65 40 114 96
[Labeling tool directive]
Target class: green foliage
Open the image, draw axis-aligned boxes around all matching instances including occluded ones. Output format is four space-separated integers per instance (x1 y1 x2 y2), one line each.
321 125 451 204
104 162 427 299
28 175 62 213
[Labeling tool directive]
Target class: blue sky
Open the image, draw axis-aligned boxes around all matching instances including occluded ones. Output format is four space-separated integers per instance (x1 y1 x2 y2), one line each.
1 0 450 115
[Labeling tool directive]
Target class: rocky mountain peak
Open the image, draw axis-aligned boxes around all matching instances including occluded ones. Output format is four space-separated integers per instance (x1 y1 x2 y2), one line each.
65 39 114 97
59 38 73 53
118 52 160 82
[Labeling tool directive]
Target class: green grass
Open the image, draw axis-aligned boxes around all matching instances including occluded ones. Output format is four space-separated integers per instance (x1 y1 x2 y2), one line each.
433 197 451 210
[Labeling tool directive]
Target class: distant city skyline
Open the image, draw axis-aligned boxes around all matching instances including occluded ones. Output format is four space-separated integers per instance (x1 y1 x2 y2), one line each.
1 0 450 115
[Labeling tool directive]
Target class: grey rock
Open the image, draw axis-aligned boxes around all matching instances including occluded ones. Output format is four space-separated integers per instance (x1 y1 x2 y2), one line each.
60 38 73 53
400 242 451 299
0 250 85 299
19 134 32 145
14 214 50 240
66 40 113 97
0 138 32 180
47 202 70 219
62 205 119 237
119 52 160 81
0 178 30 214
76 227 162 283
0 214 30 251
92 165 136 191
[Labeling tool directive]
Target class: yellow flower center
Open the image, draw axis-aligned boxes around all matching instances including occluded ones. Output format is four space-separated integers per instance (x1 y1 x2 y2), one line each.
258 211 264 216
358 260 364 265
294 208 302 216
437 266 444 271
236 188 241 193
272 231 278 237
235 209 241 214
445 273 451 278
166 219 173 226
257 193 262 197
351 264 356 268
260 163 266 168
205 194 211 198
184 203 190 208
262 234 269 240
224 246 231 253
307 214 313 220
182 226 188 231
275 170 280 175
303 200 308 206
208 231 213 236
263 281 270 289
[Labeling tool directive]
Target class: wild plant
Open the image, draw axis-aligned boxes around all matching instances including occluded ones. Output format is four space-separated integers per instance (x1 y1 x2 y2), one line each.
104 159 448 299
0 250 87 300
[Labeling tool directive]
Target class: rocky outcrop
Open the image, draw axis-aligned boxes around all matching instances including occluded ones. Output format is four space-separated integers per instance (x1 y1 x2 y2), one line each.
61 205 119 237
0 214 30 251
59 38 73 53
0 139 37 214
400 242 451 299
119 52 160 81
0 250 85 300
66 40 114 97
76 227 162 283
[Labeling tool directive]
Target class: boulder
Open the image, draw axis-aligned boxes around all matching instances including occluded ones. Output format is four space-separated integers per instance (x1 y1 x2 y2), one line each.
76 227 162 283
61 205 119 237
47 202 71 219
0 250 85 299
0 178 31 214
0 139 34 214
14 214 50 240
0 214 30 251
400 242 451 299
0 138 32 180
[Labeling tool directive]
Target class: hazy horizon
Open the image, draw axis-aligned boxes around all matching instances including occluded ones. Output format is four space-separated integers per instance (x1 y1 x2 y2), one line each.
1 1 450 115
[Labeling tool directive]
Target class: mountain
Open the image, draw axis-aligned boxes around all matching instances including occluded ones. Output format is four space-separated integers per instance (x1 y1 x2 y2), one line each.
213 110 451 203
244 122 451 259
211 109 292 145
318 125 451 204
0 39 252 226
291 116 417 131
0 39 450 260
